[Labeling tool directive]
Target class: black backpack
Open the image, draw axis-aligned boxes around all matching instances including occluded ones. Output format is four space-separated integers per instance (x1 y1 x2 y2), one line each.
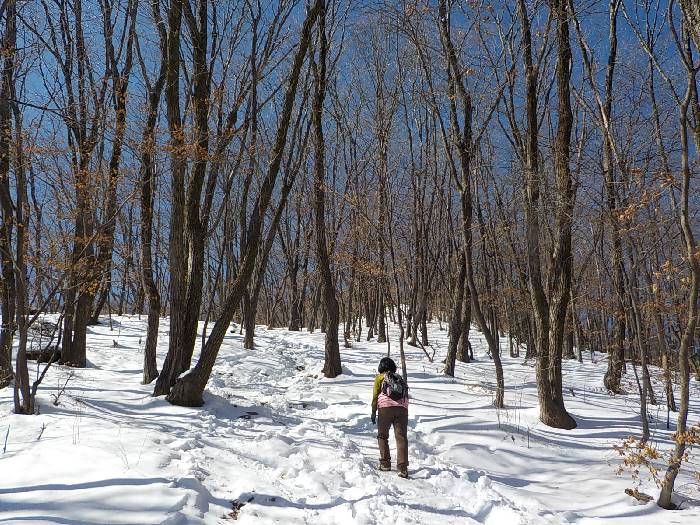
382 371 408 401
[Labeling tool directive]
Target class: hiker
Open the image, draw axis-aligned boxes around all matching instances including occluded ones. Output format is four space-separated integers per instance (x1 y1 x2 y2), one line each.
370 356 409 478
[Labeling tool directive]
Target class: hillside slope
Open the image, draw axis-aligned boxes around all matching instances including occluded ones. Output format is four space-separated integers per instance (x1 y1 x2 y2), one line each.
1 317 699 524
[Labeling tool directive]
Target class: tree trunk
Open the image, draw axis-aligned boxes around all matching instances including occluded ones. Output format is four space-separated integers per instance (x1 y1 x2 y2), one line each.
0 1 15 389
457 287 472 363
437 0 503 407
5 1 31 412
243 292 255 349
154 0 187 396
139 0 166 385
680 1 700 53
289 262 301 331
657 65 700 509
311 2 341 378
517 0 576 429
445 253 466 376
377 289 387 343
365 291 375 341
597 0 625 395
0 70 14 386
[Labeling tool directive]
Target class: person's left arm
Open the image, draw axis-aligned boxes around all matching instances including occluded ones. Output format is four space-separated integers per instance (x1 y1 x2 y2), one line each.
371 374 382 423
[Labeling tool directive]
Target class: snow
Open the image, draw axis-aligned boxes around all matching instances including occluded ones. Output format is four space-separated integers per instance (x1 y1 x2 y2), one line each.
1 316 699 524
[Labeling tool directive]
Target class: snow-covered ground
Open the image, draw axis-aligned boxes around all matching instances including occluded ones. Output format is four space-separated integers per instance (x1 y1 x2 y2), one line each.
1 316 699 524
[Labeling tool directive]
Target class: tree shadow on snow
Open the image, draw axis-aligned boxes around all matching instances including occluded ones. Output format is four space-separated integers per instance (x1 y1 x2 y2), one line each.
0 477 172 495
233 492 373 511
0 517 130 525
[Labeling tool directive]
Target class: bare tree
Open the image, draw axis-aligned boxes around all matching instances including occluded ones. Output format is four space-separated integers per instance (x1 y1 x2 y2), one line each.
136 0 168 384
311 0 341 378
508 0 577 428
90 0 138 325
0 0 15 388
434 0 505 407
165 0 325 406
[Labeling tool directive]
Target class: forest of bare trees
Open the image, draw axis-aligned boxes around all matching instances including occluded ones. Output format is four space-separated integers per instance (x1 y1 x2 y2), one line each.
1 0 700 509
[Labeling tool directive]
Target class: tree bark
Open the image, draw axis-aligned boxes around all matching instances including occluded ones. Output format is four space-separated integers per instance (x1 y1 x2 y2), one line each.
457 287 472 363
311 1 341 378
445 252 466 376
154 0 187 396
680 0 700 53
138 0 166 385
657 57 700 510
0 1 14 385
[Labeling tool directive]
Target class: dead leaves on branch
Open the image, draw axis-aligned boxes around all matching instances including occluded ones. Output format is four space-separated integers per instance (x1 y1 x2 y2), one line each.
614 427 700 491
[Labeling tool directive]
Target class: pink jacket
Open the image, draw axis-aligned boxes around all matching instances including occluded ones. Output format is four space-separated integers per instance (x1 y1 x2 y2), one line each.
378 391 409 410
372 373 409 413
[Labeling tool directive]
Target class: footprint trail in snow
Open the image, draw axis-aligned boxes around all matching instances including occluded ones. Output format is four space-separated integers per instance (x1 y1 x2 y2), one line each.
180 331 568 525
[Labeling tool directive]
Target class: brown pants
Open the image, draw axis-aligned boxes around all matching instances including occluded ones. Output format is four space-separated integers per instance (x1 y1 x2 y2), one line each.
377 406 408 470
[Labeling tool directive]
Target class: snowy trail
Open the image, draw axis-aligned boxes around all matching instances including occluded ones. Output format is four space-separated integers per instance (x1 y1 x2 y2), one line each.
184 330 563 525
2 316 700 524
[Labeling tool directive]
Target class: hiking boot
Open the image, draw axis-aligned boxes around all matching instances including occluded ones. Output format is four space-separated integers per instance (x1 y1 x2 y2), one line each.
378 464 391 472
398 469 408 478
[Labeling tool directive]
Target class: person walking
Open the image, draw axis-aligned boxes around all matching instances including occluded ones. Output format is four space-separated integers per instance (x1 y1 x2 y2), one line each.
370 356 409 478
